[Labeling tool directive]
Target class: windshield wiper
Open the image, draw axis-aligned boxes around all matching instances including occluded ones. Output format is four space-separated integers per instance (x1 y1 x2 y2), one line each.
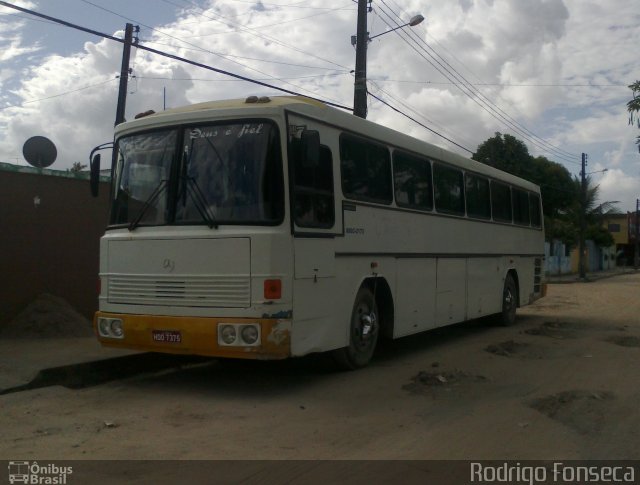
183 176 218 229
128 180 167 231
179 142 218 229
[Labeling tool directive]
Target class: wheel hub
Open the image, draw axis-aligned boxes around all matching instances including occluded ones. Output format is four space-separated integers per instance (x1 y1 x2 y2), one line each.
361 313 375 337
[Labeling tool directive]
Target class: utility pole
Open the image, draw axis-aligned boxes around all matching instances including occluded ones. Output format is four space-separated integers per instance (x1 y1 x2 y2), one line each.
115 23 138 126
635 198 639 270
353 0 369 119
579 153 587 279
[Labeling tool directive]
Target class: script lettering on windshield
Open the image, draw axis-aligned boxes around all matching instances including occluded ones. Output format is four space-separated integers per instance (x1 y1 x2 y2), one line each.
190 123 264 140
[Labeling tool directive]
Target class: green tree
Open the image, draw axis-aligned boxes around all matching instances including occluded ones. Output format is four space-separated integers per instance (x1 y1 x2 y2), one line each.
69 162 87 173
628 80 640 152
530 156 576 218
473 133 617 248
565 177 618 248
472 134 577 218
472 132 533 180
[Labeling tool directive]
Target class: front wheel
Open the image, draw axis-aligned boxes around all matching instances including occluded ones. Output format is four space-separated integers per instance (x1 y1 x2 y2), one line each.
332 287 379 370
500 273 518 326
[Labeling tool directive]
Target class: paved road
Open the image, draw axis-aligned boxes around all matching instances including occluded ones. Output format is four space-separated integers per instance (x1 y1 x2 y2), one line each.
1 273 639 464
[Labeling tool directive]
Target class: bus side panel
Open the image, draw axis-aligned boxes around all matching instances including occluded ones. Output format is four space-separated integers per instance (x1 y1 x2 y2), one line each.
514 256 536 306
394 258 436 338
290 238 344 356
467 257 502 318
435 258 467 327
290 277 343 356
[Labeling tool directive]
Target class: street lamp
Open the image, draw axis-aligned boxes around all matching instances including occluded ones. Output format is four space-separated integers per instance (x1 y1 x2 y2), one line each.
352 1 424 119
368 15 425 41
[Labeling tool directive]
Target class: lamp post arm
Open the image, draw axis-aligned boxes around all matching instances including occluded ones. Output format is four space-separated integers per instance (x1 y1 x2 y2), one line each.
369 22 410 41
369 15 424 41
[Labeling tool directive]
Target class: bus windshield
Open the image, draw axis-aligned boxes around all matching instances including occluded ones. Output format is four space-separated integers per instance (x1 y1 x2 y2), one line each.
110 120 284 227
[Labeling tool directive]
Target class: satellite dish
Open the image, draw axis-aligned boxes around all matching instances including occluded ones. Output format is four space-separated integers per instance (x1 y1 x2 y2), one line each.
23 136 57 168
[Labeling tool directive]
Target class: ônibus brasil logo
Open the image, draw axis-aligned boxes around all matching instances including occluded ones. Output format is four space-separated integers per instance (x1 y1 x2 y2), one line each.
8 461 73 484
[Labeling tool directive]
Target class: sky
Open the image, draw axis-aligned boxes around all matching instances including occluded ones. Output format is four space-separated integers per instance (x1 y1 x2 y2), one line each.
0 0 639 211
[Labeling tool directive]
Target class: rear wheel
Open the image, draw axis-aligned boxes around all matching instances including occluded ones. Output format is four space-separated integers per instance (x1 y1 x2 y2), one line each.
500 273 518 326
333 287 379 370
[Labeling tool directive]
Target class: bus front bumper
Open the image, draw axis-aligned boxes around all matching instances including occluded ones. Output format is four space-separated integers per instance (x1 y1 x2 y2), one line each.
94 312 291 360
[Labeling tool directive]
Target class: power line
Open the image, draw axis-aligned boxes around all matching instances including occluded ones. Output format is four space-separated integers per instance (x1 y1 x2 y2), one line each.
204 0 342 9
384 0 584 162
161 0 350 71
368 90 473 154
2 12 58 25
76 1 294 87
383 1 581 163
139 39 350 72
0 78 117 111
376 4 579 164
0 0 352 111
369 79 629 88
136 72 348 82
374 1 580 165
185 4 355 36
77 0 348 107
368 79 478 150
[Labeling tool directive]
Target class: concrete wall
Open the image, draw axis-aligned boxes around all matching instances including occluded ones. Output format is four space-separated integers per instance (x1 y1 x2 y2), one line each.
0 167 110 324
544 240 572 275
601 245 616 270
545 239 616 275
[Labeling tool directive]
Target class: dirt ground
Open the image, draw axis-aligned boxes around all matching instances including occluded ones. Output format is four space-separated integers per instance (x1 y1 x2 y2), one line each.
0 273 639 461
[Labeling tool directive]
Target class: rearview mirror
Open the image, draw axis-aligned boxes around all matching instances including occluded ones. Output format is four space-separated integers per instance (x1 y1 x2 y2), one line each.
90 154 101 197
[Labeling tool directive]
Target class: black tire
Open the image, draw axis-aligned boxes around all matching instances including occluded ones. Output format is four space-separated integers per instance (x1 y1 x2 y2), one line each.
500 273 518 326
332 287 379 370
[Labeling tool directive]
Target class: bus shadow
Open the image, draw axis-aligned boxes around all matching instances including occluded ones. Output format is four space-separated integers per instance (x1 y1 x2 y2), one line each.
126 352 339 398
373 313 541 364
120 315 544 397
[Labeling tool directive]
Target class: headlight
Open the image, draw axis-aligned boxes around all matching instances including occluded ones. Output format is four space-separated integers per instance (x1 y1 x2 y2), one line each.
110 319 124 338
98 318 111 337
98 317 124 339
220 325 237 345
218 323 261 346
241 325 259 345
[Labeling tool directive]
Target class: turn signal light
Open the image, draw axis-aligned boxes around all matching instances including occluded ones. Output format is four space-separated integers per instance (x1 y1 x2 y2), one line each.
264 279 282 300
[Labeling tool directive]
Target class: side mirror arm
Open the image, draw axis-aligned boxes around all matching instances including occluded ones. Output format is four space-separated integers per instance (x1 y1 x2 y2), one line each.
88 142 114 197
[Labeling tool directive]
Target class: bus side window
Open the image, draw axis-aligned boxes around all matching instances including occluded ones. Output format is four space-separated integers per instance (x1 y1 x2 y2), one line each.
340 134 392 204
292 143 335 228
530 193 542 228
512 188 530 226
433 163 465 215
491 181 512 223
393 151 433 211
465 173 491 219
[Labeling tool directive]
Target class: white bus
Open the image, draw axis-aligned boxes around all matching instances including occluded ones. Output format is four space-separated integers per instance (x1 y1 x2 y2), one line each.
90 95 545 369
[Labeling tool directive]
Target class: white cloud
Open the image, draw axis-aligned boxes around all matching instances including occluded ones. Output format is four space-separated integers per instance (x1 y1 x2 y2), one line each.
0 0 36 16
598 168 640 212
0 2 41 64
0 36 39 61
0 0 639 210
